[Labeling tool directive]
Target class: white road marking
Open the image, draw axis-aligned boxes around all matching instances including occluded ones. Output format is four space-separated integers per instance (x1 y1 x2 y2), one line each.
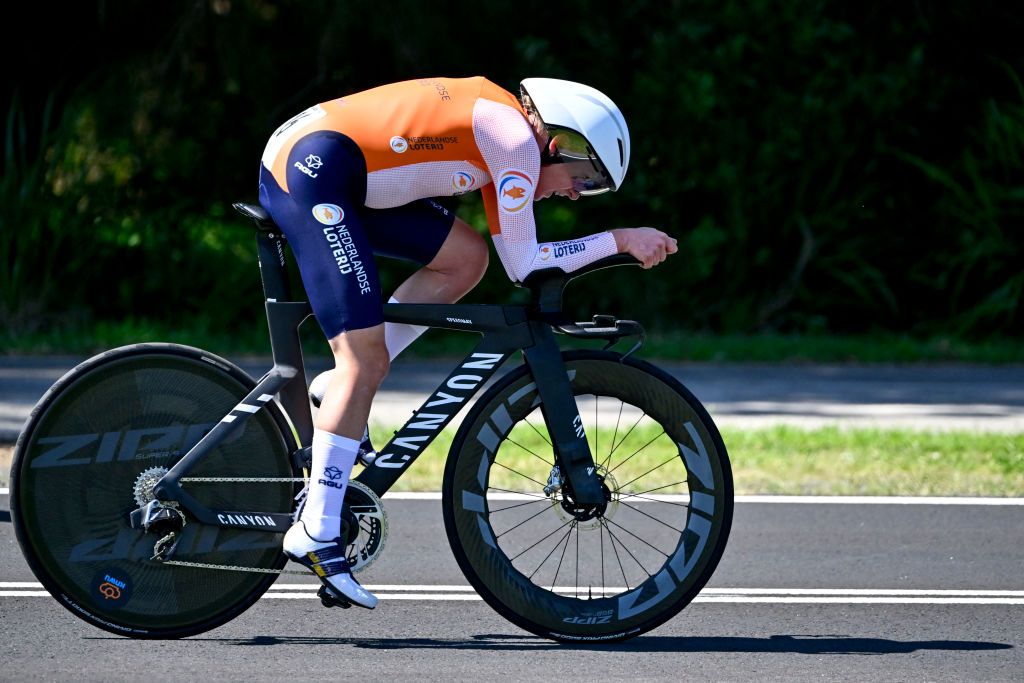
378 492 1024 506
3 584 1022 604
1 488 1021 505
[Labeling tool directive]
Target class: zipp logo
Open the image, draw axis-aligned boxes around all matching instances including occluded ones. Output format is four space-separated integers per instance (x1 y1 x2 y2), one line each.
31 425 216 468
563 614 612 625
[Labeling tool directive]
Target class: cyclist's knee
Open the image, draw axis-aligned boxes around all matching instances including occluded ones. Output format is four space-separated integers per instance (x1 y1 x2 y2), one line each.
328 326 390 385
433 219 488 289
461 227 489 286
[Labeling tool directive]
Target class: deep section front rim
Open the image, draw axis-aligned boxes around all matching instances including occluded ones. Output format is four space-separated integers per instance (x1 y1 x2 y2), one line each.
443 351 733 642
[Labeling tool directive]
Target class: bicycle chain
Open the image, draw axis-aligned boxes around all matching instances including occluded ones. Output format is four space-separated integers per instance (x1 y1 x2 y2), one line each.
162 559 309 575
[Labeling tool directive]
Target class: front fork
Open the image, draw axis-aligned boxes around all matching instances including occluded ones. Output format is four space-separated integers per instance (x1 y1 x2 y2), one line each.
522 322 605 506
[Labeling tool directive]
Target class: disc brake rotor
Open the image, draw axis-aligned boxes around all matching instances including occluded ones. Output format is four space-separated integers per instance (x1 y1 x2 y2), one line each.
553 466 619 530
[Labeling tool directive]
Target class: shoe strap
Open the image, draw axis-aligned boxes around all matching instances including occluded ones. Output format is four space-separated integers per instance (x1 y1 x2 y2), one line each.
307 542 349 566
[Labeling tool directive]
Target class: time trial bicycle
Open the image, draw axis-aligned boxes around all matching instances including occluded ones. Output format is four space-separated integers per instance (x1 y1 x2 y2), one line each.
11 202 733 642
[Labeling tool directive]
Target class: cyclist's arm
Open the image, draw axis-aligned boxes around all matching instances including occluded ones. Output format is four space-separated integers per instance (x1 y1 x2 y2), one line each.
473 100 618 283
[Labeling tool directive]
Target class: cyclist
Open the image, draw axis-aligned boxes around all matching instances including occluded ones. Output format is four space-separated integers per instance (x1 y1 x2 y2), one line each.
258 76 677 609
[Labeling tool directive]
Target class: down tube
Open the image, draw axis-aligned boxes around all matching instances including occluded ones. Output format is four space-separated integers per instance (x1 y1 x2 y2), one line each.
354 342 514 497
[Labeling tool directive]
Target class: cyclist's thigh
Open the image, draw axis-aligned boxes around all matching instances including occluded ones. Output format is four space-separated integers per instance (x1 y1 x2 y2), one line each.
259 131 382 338
362 198 456 266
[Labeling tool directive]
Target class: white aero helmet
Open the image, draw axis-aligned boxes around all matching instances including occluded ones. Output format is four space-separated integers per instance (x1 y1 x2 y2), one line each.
520 77 630 195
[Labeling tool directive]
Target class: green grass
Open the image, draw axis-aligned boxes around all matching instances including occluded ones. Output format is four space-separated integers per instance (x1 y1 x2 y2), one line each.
361 424 1023 497
2 316 1023 364
3 427 1021 495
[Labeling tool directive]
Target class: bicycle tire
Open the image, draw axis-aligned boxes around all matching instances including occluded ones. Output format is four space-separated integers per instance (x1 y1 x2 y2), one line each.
442 350 732 642
10 344 300 639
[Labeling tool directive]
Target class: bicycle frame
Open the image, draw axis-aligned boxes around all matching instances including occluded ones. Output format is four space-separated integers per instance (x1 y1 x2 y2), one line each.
147 220 640 534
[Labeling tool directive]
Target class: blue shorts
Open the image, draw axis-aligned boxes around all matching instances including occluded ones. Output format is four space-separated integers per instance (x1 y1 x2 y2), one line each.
258 131 455 338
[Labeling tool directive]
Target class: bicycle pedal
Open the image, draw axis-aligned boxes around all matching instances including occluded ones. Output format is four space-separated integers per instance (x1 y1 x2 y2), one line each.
317 585 352 609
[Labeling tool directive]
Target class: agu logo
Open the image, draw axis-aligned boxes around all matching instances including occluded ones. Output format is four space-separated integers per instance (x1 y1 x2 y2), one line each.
498 170 533 213
312 203 344 226
451 171 475 194
390 136 409 153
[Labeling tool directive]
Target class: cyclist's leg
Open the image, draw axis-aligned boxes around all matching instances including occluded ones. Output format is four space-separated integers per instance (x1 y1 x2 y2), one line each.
307 200 484 383
259 129 388 437
364 198 489 343
308 199 487 461
259 131 382 607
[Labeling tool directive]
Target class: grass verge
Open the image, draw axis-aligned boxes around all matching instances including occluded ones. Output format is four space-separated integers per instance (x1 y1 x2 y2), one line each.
3 427 1020 496
367 424 1022 496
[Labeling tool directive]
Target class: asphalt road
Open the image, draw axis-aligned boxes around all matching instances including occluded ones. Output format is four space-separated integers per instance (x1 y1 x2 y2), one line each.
3 356 1024 442
2 356 1021 679
1 494 1021 681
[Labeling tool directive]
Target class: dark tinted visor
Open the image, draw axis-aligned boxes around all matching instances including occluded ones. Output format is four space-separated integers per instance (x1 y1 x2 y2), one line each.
544 126 614 195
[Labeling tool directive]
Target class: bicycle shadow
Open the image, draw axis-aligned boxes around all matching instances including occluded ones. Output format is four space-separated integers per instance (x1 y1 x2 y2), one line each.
207 633 1013 654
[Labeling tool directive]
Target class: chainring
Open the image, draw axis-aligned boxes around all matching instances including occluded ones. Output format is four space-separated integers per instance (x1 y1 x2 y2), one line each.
342 481 388 573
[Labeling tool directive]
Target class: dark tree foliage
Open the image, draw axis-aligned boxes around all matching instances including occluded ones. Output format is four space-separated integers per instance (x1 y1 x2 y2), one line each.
4 0 1022 339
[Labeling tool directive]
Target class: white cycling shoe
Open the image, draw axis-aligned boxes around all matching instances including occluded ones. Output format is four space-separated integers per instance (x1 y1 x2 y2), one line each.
282 522 378 610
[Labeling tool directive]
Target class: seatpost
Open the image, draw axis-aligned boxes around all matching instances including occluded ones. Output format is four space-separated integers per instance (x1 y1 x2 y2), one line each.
254 228 315 449
255 230 292 302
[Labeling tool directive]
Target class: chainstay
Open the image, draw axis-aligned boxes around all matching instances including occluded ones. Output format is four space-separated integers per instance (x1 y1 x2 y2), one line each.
162 559 309 575
168 478 311 574
167 478 310 576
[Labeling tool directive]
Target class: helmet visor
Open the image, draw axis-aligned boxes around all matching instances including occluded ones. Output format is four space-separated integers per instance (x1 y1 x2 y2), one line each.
544 126 614 195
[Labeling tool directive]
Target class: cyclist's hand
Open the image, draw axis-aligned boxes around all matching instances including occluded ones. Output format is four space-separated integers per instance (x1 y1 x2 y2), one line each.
611 228 678 269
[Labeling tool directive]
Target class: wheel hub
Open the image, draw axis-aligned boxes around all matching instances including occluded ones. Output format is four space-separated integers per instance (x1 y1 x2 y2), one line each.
554 466 619 530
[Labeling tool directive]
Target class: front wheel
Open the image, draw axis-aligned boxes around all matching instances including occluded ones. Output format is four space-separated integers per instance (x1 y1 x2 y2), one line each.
442 351 733 642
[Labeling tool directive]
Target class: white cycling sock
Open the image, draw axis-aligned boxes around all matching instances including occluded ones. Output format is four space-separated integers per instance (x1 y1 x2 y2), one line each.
384 295 427 360
300 429 360 541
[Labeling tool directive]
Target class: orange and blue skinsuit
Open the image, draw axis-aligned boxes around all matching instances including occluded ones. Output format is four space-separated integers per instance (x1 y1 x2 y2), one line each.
259 76 618 337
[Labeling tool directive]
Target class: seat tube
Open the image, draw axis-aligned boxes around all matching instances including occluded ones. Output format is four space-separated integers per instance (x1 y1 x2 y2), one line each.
522 322 605 505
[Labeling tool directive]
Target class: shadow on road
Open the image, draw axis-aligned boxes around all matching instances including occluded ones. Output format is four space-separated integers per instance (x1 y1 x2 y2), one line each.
199 633 1012 654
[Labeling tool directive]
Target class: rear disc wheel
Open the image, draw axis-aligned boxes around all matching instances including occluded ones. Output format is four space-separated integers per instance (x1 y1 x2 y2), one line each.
11 344 299 638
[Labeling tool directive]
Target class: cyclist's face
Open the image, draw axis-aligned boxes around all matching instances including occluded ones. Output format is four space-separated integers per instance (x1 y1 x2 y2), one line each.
529 114 582 201
536 163 581 201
